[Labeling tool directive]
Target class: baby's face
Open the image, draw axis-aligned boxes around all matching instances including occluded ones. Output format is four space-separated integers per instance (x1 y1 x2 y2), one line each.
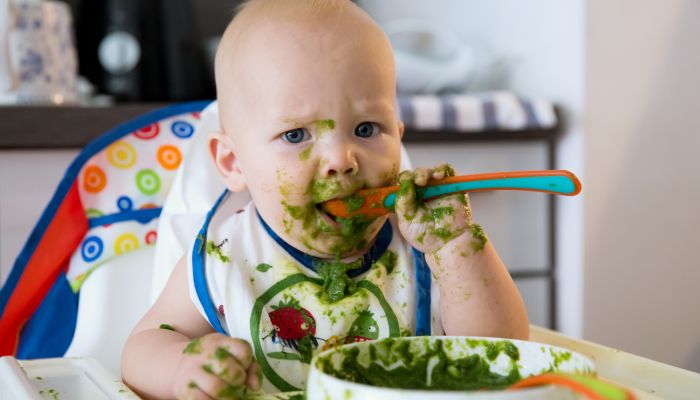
217 18 402 259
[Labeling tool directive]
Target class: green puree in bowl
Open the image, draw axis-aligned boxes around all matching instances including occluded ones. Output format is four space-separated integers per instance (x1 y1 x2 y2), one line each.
318 338 522 391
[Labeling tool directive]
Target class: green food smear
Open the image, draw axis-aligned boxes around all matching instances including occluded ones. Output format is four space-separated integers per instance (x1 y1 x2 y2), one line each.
202 363 214 374
443 164 456 177
398 176 412 197
310 178 343 204
183 337 203 355
206 239 230 263
159 323 175 331
214 346 230 362
420 206 454 223
333 216 373 253
344 195 365 212
256 263 273 272
430 227 454 241
296 334 316 364
373 250 397 274
298 145 313 161
216 384 245 399
315 119 335 132
315 257 363 303
549 348 572 369
469 223 488 252
484 340 520 361
319 338 521 391
279 172 378 255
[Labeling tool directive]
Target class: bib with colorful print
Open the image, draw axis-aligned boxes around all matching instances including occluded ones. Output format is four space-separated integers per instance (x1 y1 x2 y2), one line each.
188 191 442 393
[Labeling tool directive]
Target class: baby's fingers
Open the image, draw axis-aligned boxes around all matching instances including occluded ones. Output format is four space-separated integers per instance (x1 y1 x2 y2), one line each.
413 167 431 186
207 348 247 387
175 367 225 400
396 171 418 218
216 338 254 370
430 163 456 181
245 362 262 391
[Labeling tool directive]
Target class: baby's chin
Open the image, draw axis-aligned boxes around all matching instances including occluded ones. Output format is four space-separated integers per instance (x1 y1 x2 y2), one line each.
282 215 387 260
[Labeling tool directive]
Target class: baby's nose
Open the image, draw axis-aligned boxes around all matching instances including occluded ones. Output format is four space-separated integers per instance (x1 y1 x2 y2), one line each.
321 147 358 177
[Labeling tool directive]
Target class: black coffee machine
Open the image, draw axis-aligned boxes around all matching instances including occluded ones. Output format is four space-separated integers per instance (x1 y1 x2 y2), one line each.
75 0 232 101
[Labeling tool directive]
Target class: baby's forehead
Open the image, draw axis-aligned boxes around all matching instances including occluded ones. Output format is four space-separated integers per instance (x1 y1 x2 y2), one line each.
217 0 384 66
215 0 394 132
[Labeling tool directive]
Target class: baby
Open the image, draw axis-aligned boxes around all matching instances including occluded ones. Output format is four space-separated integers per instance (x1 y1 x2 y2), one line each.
121 0 529 398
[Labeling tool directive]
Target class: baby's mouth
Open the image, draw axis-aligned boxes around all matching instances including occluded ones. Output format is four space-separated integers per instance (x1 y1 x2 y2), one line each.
315 203 341 227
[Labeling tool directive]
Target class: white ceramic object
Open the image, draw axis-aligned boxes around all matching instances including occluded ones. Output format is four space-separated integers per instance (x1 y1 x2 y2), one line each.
0 0 78 104
0 356 138 400
305 336 595 400
383 19 474 94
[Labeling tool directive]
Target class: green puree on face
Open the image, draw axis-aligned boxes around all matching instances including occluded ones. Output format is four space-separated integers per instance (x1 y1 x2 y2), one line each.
319 338 521 391
344 195 365 212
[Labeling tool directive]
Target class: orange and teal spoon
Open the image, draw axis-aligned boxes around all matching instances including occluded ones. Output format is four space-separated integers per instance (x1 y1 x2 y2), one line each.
320 170 581 219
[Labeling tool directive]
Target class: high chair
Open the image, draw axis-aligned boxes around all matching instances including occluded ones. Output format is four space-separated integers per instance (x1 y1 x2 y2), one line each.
0 101 210 374
0 100 413 375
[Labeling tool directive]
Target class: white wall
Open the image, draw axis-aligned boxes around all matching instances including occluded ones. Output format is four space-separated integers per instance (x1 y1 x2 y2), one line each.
358 0 587 338
585 0 700 372
360 0 700 372
0 151 79 285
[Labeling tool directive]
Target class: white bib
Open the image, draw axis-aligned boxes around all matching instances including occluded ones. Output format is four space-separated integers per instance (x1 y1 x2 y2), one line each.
188 191 442 392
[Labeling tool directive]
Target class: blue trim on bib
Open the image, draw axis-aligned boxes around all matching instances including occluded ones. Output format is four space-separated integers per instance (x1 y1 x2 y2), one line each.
192 191 229 334
257 213 393 278
88 208 162 228
413 248 431 336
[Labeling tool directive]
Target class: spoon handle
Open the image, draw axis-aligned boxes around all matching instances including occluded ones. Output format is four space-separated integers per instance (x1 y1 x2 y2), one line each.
320 170 581 219
383 170 581 209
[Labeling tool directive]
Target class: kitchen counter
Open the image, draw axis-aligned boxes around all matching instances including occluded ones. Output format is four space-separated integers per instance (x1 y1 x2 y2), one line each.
2 326 699 399
531 326 700 399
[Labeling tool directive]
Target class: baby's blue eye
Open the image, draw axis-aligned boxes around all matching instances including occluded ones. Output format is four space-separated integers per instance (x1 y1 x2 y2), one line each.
355 122 379 138
282 128 309 144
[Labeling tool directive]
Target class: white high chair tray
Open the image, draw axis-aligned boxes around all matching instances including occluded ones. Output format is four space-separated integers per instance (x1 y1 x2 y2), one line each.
0 356 138 400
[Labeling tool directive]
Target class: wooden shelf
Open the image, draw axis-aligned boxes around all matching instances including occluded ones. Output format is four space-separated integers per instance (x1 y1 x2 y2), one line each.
0 104 166 149
0 104 559 149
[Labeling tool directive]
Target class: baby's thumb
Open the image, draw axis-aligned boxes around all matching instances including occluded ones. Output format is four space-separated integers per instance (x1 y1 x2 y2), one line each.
395 172 418 218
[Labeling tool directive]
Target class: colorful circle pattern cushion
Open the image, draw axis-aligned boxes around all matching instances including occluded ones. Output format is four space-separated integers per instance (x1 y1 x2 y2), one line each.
68 114 201 292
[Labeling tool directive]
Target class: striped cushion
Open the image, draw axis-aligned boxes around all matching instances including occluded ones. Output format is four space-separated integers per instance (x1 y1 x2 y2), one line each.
398 92 557 131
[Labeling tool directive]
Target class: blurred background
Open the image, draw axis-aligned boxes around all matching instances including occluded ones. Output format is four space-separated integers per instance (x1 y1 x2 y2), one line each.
1 0 699 376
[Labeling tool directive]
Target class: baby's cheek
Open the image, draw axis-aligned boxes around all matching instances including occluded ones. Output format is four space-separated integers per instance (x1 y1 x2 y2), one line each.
366 162 399 187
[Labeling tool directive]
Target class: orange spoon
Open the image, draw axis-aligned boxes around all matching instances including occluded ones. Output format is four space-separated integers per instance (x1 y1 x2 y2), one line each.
320 170 581 219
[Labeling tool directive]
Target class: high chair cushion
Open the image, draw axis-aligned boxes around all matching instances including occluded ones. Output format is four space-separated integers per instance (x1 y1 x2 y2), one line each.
0 102 209 358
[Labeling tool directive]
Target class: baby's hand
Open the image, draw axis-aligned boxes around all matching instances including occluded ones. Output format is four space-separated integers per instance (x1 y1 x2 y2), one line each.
395 164 473 253
172 333 261 399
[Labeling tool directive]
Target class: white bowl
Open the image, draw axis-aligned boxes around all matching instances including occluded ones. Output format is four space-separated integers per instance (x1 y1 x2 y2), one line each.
383 19 474 94
305 336 595 400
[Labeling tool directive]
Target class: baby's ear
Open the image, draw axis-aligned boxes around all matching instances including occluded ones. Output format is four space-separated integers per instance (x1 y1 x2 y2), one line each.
398 120 405 139
208 131 247 192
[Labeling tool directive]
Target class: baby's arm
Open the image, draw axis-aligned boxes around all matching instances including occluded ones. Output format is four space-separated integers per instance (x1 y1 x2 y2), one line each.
121 257 261 399
395 165 529 339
